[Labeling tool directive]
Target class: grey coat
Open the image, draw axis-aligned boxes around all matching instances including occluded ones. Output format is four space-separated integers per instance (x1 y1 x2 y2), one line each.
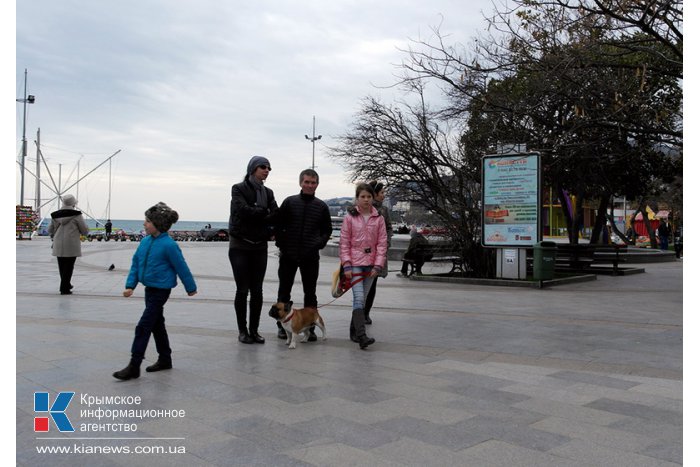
48 208 89 257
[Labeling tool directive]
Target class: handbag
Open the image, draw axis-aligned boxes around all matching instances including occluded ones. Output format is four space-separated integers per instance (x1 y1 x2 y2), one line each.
331 263 349 298
331 263 372 298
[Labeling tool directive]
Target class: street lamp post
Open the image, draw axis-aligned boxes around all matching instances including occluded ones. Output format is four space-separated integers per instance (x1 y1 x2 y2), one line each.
305 116 322 171
16 68 36 206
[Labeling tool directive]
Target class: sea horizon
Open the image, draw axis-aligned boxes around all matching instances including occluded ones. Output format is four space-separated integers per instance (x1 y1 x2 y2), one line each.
37 218 228 235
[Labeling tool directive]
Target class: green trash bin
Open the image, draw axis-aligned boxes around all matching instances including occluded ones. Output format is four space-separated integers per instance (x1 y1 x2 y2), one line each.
533 241 557 280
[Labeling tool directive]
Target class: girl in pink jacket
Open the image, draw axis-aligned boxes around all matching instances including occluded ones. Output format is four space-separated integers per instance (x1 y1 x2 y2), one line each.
339 183 388 349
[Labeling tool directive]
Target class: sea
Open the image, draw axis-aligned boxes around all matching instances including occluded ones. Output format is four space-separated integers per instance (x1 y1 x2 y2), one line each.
36 218 228 236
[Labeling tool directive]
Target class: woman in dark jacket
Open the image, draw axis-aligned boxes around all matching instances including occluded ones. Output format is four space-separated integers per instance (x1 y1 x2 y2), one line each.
228 156 278 344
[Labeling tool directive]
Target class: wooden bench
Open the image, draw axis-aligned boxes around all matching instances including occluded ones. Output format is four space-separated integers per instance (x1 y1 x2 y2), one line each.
403 242 464 276
554 243 627 275
590 244 628 275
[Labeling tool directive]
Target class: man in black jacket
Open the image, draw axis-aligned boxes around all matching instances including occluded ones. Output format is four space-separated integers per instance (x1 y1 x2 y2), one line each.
274 169 333 340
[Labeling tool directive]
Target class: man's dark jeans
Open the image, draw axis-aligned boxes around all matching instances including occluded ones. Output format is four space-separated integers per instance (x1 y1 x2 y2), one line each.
131 287 172 366
276 253 320 308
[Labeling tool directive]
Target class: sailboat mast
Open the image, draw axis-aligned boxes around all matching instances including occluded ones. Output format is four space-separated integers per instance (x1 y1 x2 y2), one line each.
108 158 112 220
35 128 41 218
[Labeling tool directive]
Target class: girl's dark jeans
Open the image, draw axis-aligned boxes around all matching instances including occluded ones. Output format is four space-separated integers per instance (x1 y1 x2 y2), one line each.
228 247 268 333
130 287 172 366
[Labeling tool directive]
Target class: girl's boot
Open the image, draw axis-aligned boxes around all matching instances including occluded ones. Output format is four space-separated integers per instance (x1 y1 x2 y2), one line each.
351 308 375 349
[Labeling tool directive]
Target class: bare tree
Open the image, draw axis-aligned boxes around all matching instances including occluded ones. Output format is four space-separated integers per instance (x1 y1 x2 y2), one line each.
329 85 493 276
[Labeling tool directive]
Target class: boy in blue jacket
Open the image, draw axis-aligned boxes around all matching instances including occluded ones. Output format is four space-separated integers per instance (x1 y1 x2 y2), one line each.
113 202 197 381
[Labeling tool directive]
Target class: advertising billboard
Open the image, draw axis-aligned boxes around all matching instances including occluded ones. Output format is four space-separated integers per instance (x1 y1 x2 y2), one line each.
481 153 541 247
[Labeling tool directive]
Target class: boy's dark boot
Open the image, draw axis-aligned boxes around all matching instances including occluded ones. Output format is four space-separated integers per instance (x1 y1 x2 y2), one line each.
146 357 172 372
113 362 140 380
307 325 317 342
351 308 374 349
276 321 287 339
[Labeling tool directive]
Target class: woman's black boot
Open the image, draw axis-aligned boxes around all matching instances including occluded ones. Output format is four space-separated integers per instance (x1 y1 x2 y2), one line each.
238 330 254 344
249 330 265 344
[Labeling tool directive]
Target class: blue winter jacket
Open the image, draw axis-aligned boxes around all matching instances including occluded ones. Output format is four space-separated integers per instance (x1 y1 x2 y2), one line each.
125 233 197 293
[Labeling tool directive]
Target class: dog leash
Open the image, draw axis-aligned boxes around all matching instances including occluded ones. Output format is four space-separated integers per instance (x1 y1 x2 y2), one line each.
318 271 371 309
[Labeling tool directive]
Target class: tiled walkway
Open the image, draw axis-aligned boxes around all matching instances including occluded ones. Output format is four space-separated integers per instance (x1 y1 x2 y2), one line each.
17 238 682 466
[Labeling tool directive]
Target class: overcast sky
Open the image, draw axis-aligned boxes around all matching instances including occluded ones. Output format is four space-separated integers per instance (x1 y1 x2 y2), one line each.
15 0 495 221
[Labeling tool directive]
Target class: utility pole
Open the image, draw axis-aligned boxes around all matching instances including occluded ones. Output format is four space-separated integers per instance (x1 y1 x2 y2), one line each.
305 116 322 171
16 68 36 206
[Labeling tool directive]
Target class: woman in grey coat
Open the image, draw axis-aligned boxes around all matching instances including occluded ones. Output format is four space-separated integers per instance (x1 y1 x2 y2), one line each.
48 194 89 294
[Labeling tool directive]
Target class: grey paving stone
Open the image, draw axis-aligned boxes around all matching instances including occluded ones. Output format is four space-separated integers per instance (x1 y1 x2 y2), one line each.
512 397 627 426
640 441 683 465
460 439 587 467
607 416 682 443
370 437 482 466
286 442 405 467
287 416 399 450
442 382 532 405
585 398 682 425
372 416 491 451
433 369 517 388
550 438 681 467
549 370 642 389
531 416 660 453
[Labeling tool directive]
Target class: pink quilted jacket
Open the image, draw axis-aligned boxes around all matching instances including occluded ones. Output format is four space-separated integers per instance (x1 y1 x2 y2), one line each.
339 206 388 268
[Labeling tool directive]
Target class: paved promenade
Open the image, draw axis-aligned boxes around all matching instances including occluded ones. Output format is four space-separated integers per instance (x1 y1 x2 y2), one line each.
16 238 683 466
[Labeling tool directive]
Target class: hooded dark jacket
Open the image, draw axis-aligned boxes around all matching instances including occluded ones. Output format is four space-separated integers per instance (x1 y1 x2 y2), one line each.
228 178 278 248
275 191 332 259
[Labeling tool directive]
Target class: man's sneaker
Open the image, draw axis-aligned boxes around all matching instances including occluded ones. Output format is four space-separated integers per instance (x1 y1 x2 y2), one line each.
308 330 317 342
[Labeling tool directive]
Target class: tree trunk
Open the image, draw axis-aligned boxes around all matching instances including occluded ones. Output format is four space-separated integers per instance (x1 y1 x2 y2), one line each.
573 195 584 244
589 196 609 245
558 186 577 244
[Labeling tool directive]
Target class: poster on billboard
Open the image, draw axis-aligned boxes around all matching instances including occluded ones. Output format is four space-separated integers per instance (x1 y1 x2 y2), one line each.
481 153 541 247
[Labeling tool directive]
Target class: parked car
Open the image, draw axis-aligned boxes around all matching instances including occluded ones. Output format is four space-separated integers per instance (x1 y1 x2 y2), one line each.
199 228 229 241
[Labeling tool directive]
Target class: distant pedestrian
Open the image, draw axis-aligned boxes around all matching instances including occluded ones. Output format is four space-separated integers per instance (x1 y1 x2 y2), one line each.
228 156 278 344
104 219 113 241
273 169 333 341
657 219 670 250
48 194 89 295
674 226 682 259
113 202 197 381
363 180 392 325
340 183 387 349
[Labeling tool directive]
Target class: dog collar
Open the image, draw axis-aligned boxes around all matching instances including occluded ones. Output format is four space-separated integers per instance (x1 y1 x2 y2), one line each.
282 308 296 324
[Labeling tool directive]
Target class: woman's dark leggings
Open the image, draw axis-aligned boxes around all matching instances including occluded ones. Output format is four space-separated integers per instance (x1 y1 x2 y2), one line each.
57 257 77 293
228 247 268 333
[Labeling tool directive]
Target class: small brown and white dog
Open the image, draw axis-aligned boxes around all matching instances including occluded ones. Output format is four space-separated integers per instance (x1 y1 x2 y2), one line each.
268 302 326 349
